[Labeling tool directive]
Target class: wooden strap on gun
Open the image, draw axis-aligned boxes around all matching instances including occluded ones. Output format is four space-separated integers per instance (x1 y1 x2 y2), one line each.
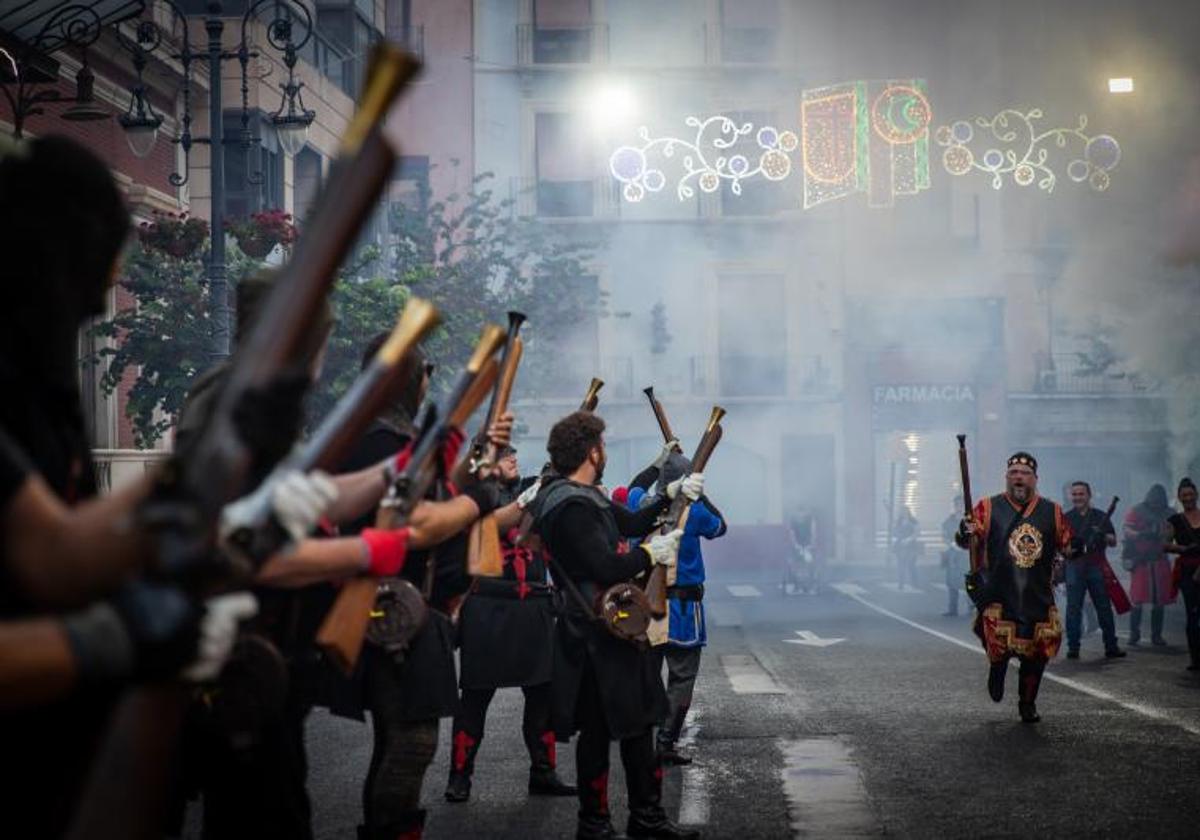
956 434 984 573
317 328 503 675
644 406 726 618
66 44 422 840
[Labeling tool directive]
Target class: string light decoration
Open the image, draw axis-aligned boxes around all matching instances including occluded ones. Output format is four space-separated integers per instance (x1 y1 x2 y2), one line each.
608 115 798 203
933 109 1120 192
800 79 932 209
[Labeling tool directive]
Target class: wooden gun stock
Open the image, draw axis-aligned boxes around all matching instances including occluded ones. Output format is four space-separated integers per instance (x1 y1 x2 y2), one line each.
470 311 525 473
645 407 726 618
316 341 502 676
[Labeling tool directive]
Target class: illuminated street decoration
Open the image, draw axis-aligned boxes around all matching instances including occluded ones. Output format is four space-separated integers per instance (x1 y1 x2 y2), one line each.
608 115 798 203
934 110 1120 192
800 79 932 209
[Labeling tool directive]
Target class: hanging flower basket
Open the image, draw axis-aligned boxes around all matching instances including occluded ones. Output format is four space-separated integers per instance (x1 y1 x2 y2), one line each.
138 211 209 259
225 209 297 259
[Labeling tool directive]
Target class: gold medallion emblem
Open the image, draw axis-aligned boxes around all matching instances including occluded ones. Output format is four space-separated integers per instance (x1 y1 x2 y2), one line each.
1008 522 1044 569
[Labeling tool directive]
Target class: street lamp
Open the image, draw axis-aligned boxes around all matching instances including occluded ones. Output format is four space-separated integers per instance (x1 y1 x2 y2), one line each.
110 0 316 362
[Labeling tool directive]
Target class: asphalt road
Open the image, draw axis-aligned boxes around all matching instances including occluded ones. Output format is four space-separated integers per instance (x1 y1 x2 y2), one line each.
191 567 1200 838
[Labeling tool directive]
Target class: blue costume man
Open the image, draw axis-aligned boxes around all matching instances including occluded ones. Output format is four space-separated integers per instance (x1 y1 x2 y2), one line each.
628 453 726 766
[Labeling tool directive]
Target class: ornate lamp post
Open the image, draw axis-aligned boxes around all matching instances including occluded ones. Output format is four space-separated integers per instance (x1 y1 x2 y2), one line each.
1 1 315 363
114 0 315 363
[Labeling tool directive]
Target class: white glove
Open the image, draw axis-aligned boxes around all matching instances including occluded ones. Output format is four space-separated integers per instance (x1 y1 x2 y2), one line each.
652 440 679 470
517 478 542 510
181 592 259 682
666 472 704 502
269 469 338 543
642 529 683 567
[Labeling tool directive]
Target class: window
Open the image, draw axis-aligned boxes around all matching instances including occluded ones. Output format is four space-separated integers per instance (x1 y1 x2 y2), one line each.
293 147 322 224
390 155 430 214
533 0 592 64
316 3 382 98
717 274 786 396
719 111 787 216
223 111 284 219
535 113 594 217
720 0 778 63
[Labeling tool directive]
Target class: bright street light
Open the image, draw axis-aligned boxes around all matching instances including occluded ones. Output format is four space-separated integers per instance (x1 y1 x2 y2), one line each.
587 82 637 131
1108 77 1134 93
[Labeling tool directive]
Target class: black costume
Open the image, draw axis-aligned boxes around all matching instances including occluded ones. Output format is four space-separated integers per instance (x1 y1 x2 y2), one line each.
447 475 574 801
531 476 696 839
1168 511 1200 669
332 416 467 840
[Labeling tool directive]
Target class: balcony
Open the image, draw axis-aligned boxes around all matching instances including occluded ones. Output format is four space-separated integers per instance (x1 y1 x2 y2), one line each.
510 176 620 219
517 23 609 67
1034 353 1155 395
92 449 172 494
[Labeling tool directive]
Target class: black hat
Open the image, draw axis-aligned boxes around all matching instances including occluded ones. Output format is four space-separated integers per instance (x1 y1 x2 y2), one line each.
496 444 517 459
1007 451 1038 473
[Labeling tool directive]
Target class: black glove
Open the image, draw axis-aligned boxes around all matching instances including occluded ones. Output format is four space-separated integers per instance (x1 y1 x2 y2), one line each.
461 478 502 516
955 518 973 546
1069 536 1086 557
1084 533 1107 554
64 581 202 683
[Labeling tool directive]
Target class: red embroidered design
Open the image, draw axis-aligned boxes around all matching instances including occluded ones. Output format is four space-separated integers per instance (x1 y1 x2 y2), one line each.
590 771 610 814
540 731 557 767
452 730 476 771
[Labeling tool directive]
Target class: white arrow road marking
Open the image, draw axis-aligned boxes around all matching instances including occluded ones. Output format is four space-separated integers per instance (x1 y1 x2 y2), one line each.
839 588 1200 738
783 630 846 647
830 582 869 596
726 584 763 598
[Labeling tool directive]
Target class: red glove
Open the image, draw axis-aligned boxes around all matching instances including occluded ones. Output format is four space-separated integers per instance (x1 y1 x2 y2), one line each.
361 527 410 577
441 426 465 477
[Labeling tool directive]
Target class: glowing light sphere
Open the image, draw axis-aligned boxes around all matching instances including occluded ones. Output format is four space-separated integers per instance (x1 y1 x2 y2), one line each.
982 149 1005 169
871 84 932 144
952 120 973 143
644 169 666 192
699 171 720 193
589 83 638 131
757 127 778 147
1089 169 1111 191
1014 164 1035 186
609 146 645 181
934 125 953 145
761 149 791 180
1085 134 1121 171
779 130 798 152
729 155 749 175
1066 159 1091 182
623 182 646 202
943 145 973 175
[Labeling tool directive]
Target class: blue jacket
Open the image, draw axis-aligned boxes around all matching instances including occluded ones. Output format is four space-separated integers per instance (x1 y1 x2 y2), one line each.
626 489 726 646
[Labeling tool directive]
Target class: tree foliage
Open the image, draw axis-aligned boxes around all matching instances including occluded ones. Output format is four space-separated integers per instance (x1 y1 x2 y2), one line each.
91 173 601 448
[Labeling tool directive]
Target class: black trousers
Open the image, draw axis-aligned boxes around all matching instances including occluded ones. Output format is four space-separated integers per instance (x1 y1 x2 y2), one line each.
362 649 438 835
201 692 313 840
450 683 555 775
1179 573 1200 666
651 645 702 748
574 659 662 822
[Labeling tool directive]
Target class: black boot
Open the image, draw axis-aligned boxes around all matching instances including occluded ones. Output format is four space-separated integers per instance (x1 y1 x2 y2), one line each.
364 810 426 840
656 743 693 766
530 765 577 796
576 813 619 840
444 730 479 803
1128 606 1142 645
1017 659 1044 724
987 661 1006 702
528 729 576 795
627 807 701 839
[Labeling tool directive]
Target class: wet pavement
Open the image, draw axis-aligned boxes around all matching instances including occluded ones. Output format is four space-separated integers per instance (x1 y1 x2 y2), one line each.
190 565 1200 838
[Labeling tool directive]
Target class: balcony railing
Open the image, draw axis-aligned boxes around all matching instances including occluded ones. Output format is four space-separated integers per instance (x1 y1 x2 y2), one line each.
510 176 620 219
517 23 609 66
1035 353 1155 395
92 449 172 494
